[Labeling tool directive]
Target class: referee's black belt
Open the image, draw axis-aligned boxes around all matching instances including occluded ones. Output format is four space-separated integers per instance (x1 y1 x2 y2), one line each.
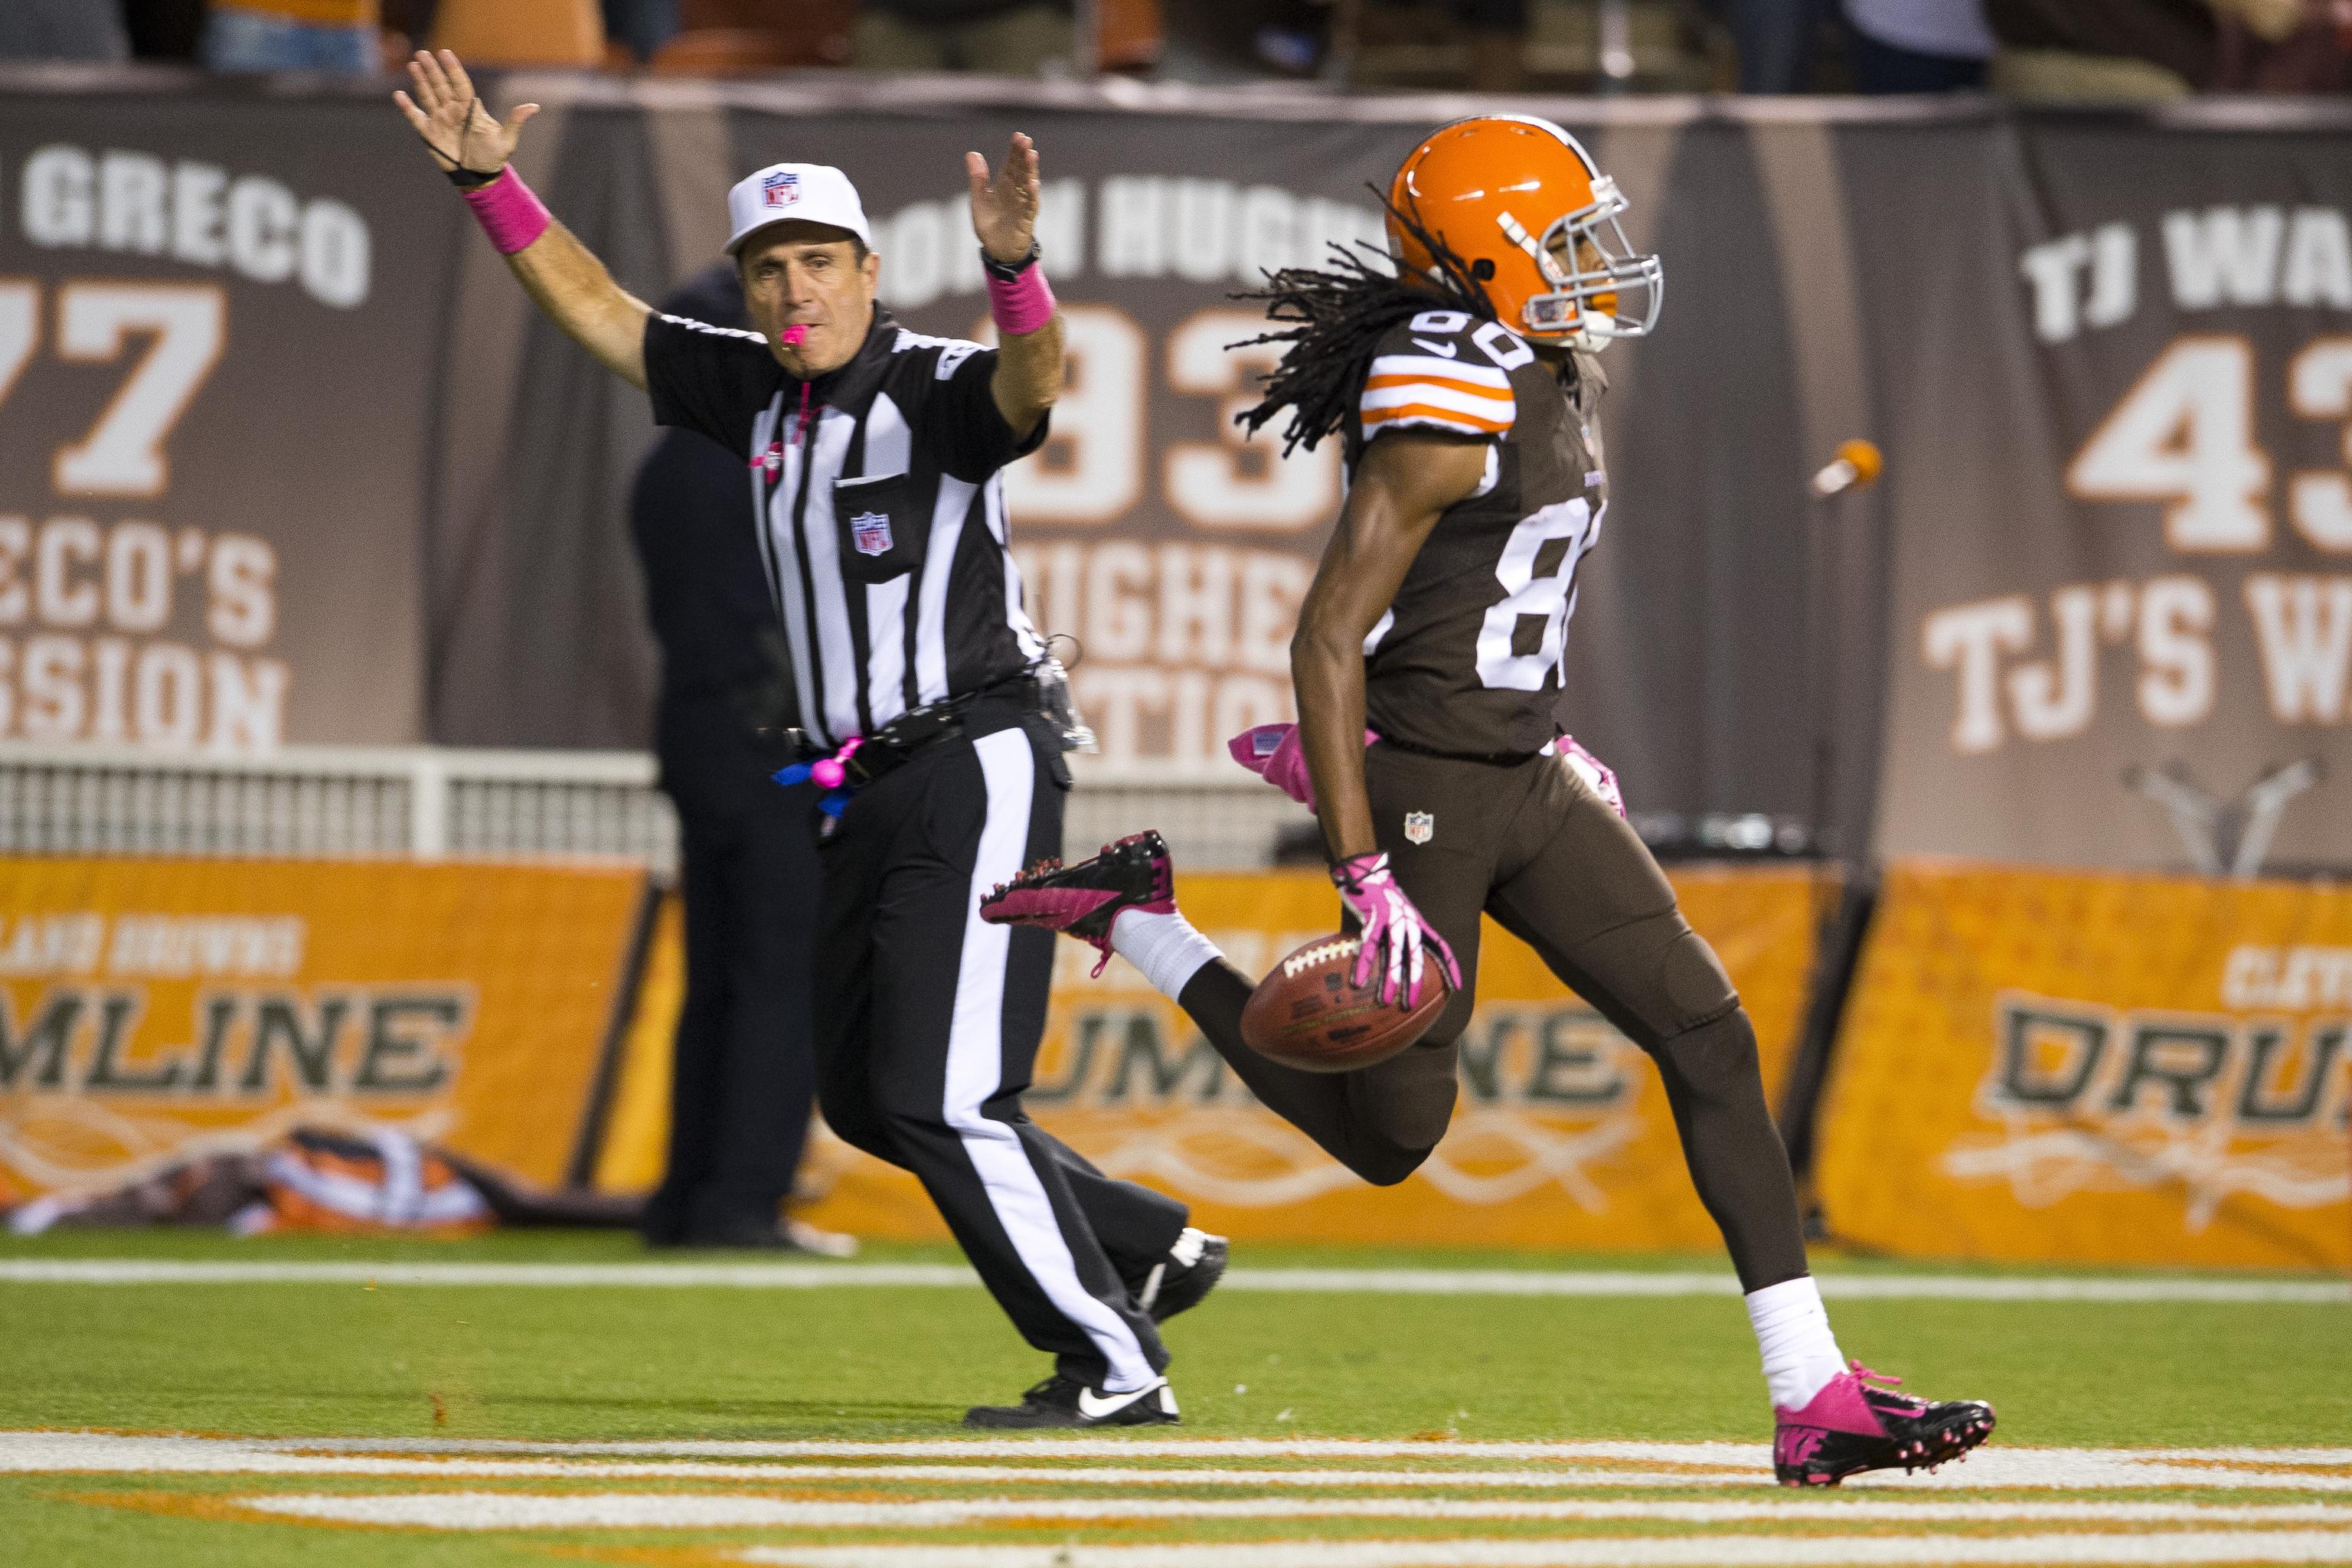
774 675 1049 791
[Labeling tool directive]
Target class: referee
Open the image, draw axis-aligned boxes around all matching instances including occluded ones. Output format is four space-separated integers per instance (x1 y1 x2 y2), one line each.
396 50 1225 1428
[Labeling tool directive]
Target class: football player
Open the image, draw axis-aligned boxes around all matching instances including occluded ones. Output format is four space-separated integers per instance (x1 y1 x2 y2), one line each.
983 116 1993 1485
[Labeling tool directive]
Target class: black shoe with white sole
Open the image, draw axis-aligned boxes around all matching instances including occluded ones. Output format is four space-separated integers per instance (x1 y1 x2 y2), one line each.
1135 1227 1228 1324
962 1374 1181 1429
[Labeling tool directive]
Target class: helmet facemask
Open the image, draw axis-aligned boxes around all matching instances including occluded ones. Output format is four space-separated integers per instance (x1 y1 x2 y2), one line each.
1499 176 1662 352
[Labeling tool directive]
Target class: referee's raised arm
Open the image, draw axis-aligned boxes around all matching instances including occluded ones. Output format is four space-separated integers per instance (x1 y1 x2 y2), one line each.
965 133 1063 441
394 50 653 390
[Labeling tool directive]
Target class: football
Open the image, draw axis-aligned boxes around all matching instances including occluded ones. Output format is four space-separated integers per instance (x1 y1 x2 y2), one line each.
1238 933 1451 1073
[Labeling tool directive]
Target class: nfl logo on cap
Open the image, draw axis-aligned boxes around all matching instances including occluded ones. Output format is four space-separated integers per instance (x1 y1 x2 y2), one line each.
727 163 872 256
851 511 893 557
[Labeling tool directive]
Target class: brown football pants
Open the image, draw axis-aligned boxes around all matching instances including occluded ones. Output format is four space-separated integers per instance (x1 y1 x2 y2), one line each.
1174 743 1810 1292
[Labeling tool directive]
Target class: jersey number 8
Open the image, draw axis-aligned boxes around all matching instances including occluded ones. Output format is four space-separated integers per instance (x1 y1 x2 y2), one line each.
1475 498 1600 691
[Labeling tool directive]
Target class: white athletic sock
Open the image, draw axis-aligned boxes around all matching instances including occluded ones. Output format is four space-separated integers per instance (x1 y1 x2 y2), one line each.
1745 1276 1847 1412
1109 907 1221 1001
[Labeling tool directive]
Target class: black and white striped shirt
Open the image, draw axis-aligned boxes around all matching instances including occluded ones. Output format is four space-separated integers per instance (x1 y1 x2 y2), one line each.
643 307 1049 749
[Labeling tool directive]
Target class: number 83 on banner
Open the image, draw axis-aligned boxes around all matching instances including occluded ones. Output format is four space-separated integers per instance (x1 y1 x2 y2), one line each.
972 305 1341 532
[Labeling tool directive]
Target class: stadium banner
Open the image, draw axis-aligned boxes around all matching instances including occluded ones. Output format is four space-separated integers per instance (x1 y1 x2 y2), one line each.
1857 116 2352 871
0 857 642 1200
787 862 1830 1247
391 87 2352 865
5 77 2349 871
0 84 464 751
1814 859 2352 1272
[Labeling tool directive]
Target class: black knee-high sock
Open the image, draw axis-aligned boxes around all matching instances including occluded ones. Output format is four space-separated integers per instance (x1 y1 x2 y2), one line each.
1648 1007 1810 1292
1175 962 1436 1185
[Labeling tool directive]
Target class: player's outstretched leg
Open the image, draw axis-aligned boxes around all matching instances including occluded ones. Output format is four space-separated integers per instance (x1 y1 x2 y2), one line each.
1490 758 1994 1485
982 831 1452 1186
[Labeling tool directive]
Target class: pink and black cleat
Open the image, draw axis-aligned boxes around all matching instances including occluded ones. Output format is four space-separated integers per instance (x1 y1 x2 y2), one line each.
980 829 1176 976
1773 1361 1995 1487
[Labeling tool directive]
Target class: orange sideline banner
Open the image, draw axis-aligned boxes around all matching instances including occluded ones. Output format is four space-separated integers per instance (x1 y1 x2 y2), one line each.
0 858 644 1200
1815 861 2352 1272
794 864 1829 1248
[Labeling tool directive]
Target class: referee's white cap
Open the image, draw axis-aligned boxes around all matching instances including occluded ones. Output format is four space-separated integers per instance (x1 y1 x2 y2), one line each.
726 163 873 256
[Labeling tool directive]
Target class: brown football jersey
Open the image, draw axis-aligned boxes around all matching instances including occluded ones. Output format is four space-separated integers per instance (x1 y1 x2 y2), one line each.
1347 309 1606 758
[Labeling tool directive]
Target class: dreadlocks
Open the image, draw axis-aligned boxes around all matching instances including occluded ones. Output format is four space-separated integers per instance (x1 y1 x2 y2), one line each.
1232 193 1498 457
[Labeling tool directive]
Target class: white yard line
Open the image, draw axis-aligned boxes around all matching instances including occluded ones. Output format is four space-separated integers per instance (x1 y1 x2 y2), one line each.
727 1537 2352 1566
271 1436 1777 1462
236 1491 2352 1529
0 1258 2342 1303
6 1434 2350 1494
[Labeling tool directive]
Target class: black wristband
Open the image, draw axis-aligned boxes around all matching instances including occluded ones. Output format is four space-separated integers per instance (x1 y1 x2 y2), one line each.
446 165 503 191
979 242 1040 282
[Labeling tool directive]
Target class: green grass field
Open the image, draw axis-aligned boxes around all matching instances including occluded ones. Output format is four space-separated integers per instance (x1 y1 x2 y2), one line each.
5 1230 2348 1566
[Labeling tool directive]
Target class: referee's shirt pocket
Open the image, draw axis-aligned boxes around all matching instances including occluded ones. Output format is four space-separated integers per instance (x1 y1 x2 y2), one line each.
831 472 928 584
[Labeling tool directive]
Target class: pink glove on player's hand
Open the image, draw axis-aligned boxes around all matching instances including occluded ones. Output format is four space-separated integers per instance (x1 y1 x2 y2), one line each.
1330 851 1463 1011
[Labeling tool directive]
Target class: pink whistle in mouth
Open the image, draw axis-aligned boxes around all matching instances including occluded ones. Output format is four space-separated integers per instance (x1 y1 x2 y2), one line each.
780 324 808 348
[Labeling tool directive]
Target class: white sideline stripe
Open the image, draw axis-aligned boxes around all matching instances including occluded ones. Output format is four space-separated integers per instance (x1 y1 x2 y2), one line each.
237 1491 2352 1529
0 1259 2342 1302
271 1437 2352 1468
729 1538 2352 1566
8 1436 2351 1494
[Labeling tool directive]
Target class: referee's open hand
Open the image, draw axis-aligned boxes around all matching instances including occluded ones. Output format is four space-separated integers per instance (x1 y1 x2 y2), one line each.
394 49 539 179
966 133 1041 267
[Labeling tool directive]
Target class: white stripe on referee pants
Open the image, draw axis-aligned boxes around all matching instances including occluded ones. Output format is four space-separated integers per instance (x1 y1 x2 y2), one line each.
945 727 1155 1393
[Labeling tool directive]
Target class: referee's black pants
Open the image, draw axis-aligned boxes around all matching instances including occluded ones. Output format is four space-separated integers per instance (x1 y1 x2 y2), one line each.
813 702 1186 1392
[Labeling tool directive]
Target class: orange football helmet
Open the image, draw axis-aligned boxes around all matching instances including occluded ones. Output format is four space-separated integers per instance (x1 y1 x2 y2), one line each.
1387 116 1662 350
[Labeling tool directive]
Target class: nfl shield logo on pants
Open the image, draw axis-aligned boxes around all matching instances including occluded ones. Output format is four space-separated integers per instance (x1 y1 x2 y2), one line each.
1403 811 1434 845
851 511 893 557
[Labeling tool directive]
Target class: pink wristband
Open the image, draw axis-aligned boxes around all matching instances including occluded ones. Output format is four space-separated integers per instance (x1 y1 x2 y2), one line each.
986 263 1056 337
462 166 551 256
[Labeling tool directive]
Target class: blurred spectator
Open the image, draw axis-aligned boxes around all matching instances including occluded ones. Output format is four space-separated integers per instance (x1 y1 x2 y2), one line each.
430 0 604 65
851 0 1075 74
1984 0 2209 96
603 0 681 60
1463 0 1527 90
203 0 381 73
1983 0 2350 97
2214 0 2350 90
1717 0 1826 90
377 0 440 65
1843 0 1993 89
125 0 207 58
0 0 132 60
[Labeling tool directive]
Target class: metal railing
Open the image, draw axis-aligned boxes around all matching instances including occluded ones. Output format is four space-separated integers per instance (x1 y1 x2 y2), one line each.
0 743 1308 875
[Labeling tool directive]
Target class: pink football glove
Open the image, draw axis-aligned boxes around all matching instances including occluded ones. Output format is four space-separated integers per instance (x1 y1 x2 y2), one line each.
1329 851 1463 1011
1556 734 1625 818
1227 723 1380 812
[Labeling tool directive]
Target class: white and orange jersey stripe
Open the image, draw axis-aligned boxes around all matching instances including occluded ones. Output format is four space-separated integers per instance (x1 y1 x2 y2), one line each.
1359 352 1516 439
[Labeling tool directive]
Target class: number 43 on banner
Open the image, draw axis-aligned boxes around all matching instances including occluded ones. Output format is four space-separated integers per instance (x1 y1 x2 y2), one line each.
2068 335 2352 552
0 281 224 500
